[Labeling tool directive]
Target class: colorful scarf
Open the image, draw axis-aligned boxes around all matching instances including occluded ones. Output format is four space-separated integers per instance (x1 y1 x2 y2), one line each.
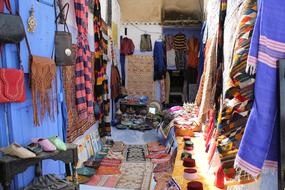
236 0 285 177
74 0 94 120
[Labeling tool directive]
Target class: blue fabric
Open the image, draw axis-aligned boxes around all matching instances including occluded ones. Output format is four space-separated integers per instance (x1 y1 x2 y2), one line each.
236 0 285 176
153 41 166 81
198 22 206 84
120 54 126 86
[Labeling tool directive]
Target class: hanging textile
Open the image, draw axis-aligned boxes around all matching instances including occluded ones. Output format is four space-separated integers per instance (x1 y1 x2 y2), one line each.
213 0 227 114
120 37 135 86
93 0 111 137
195 0 220 117
74 0 94 120
236 0 285 179
215 0 257 182
197 36 218 123
153 41 166 81
64 48 96 143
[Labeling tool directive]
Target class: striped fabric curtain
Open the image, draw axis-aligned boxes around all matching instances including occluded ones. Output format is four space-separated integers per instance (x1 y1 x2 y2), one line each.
74 0 94 120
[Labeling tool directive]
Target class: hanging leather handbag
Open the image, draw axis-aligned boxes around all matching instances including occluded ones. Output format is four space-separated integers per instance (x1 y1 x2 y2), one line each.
24 32 57 126
0 0 25 43
54 1 75 66
0 44 26 103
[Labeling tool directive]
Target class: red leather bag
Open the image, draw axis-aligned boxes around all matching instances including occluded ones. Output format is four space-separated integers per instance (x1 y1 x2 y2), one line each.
0 44 26 103
0 0 26 103
0 68 25 103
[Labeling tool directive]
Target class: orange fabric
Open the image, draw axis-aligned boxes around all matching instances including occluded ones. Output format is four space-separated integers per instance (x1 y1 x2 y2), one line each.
187 37 200 68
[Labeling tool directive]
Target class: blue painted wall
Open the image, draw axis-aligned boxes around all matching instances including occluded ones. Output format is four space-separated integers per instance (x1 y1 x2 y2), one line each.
0 0 65 189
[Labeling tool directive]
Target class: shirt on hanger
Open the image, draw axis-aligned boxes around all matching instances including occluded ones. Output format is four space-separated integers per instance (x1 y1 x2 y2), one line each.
120 37 135 55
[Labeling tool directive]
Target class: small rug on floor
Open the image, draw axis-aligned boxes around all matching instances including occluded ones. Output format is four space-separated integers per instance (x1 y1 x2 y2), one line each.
115 162 154 190
123 144 149 162
86 175 120 188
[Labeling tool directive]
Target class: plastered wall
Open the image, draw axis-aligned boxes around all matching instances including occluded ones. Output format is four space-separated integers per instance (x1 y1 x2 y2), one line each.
118 0 162 22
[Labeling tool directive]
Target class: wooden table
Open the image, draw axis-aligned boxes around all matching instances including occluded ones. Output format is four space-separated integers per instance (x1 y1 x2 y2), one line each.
0 143 78 190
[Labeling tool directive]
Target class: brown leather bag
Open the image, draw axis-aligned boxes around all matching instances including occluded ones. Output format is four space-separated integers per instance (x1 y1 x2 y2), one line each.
24 33 57 126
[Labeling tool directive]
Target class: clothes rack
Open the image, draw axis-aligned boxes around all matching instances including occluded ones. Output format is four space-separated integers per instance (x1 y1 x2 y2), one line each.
279 59 285 190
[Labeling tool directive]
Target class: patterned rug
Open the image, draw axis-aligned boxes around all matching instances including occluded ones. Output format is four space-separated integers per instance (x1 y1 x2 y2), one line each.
126 55 155 101
115 162 154 190
123 144 149 162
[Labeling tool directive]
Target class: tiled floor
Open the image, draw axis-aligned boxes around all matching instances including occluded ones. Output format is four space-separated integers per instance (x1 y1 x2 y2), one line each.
111 127 159 144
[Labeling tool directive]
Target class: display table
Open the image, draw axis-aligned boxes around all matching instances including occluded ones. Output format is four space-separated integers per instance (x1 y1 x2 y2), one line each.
0 144 78 190
172 136 220 190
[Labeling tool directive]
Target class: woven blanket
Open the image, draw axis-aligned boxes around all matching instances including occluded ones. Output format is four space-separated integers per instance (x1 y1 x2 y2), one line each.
216 0 257 172
126 55 155 101
123 144 149 163
115 162 153 190
62 51 96 143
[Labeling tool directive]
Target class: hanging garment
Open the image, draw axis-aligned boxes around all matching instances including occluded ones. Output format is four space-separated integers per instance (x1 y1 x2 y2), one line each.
173 33 187 50
166 49 176 70
236 0 285 178
175 49 187 71
120 37 135 55
74 0 93 120
111 64 121 100
153 41 166 81
165 35 174 51
187 37 200 69
140 34 152 52
120 37 134 86
120 54 126 86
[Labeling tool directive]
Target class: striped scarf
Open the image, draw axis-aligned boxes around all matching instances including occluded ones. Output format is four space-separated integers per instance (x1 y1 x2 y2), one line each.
74 0 94 120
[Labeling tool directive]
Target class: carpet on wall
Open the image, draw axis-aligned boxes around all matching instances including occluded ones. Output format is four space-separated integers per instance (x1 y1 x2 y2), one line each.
126 55 156 101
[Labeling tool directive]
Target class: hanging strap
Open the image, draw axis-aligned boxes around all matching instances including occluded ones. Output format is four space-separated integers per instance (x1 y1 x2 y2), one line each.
0 0 12 14
54 0 70 33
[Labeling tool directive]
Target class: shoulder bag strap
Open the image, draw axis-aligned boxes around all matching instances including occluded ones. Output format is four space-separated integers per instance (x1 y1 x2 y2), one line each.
0 0 12 14
55 1 70 33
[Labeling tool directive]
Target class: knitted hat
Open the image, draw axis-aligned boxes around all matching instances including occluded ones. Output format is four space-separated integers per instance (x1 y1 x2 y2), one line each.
187 181 203 190
183 158 196 168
